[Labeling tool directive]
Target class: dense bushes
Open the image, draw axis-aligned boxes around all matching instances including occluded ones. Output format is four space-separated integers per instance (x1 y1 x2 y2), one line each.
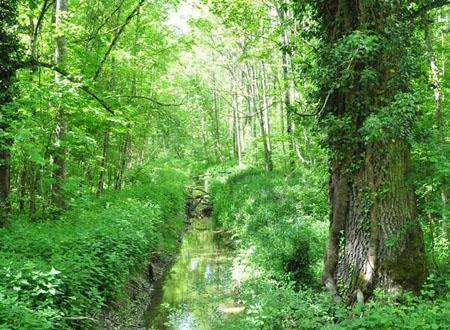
211 167 450 330
211 167 328 284
0 166 188 329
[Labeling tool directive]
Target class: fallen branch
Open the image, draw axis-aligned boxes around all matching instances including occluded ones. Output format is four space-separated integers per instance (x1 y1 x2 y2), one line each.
193 187 211 196
192 171 231 179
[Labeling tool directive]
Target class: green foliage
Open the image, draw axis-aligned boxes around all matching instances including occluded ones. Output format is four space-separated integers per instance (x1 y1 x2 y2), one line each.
328 287 450 330
210 166 450 329
1 0 450 329
0 166 187 328
211 167 328 285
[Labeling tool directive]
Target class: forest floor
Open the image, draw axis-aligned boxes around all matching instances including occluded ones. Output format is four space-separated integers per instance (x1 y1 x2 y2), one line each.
1 164 449 330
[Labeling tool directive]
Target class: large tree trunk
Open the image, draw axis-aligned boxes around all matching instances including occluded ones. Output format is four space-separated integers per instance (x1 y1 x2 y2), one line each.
51 0 68 210
317 1 427 302
0 0 19 223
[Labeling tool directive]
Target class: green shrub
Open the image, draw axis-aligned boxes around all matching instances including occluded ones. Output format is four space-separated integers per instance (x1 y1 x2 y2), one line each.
0 165 188 329
211 168 328 284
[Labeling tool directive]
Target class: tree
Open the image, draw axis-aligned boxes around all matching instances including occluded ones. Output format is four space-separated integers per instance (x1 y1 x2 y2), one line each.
51 0 69 209
305 1 434 301
425 23 449 206
277 1 296 171
0 0 19 223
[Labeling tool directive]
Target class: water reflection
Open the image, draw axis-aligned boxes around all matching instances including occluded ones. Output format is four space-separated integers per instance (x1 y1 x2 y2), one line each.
144 218 239 329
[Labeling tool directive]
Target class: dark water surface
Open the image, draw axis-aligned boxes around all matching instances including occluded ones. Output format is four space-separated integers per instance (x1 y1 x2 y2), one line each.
144 217 242 329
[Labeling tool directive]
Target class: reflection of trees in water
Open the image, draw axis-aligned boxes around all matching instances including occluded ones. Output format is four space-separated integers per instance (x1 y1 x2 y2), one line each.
148 218 234 329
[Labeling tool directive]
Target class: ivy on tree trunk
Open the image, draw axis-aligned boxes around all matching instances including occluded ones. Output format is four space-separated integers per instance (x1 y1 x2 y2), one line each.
311 0 428 302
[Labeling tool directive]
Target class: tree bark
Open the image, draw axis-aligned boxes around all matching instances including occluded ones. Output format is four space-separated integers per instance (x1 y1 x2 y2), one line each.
315 1 427 301
51 0 68 210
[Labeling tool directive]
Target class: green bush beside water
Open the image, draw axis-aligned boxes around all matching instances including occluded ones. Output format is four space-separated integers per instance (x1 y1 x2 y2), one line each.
0 166 188 329
211 167 450 330
212 167 328 284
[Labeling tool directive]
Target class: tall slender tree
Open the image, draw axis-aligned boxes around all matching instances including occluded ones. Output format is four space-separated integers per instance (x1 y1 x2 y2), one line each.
277 2 296 171
51 0 69 209
0 0 19 223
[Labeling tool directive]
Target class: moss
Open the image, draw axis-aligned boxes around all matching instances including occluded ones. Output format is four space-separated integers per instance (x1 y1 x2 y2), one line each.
384 225 427 293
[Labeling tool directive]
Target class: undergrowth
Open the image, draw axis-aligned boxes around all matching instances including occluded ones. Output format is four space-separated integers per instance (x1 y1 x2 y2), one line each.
0 165 188 329
211 167 450 330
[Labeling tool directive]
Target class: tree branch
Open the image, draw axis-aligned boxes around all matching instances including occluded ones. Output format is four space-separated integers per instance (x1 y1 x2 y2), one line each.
82 0 125 43
33 0 55 45
30 0 55 70
109 95 183 107
18 60 115 115
292 110 316 118
93 0 146 80
410 0 450 19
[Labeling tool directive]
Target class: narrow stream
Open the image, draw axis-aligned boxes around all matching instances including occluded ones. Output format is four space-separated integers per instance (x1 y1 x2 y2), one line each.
144 217 242 329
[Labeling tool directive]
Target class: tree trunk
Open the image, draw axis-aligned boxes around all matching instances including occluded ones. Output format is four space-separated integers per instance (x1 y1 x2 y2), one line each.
317 1 427 301
250 64 273 172
277 3 296 171
29 164 40 219
115 133 130 191
212 73 221 161
51 0 68 210
232 93 242 164
425 26 448 205
95 7 123 196
0 149 11 223
201 115 209 159
96 130 110 196
261 62 273 155
0 0 19 223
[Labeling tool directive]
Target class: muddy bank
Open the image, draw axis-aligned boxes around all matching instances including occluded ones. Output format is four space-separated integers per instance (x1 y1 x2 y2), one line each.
101 182 213 329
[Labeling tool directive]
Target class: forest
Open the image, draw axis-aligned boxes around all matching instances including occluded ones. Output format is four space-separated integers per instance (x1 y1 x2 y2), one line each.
0 0 449 329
